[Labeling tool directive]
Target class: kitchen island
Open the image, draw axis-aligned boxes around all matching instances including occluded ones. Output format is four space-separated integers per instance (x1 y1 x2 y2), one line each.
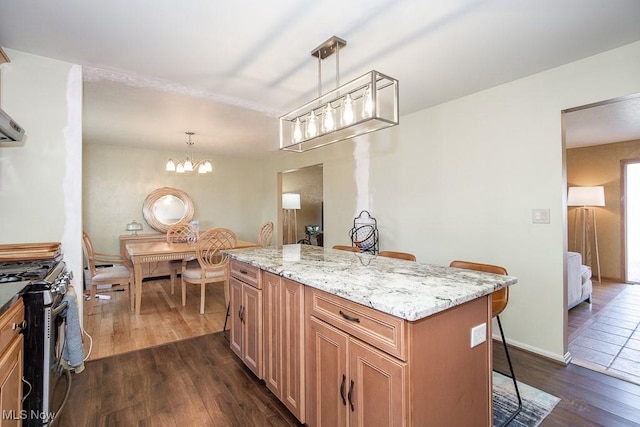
225 245 517 427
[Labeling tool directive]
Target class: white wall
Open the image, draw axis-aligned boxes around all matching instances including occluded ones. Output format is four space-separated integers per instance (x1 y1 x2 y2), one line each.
83 143 265 254
0 49 83 306
263 41 640 360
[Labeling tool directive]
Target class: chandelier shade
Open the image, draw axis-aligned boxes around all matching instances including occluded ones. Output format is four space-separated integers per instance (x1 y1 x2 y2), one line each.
166 132 212 174
279 36 399 153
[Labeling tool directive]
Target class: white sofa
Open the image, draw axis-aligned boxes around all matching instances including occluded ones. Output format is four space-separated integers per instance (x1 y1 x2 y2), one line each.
568 251 592 309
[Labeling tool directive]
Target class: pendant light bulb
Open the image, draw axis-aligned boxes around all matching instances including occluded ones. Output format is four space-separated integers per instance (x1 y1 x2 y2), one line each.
183 158 194 172
306 110 318 139
342 94 355 126
322 104 335 132
176 163 185 173
292 117 303 143
166 159 176 172
362 84 373 119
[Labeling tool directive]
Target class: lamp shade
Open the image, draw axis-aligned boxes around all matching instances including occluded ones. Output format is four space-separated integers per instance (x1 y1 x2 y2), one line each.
282 193 301 210
567 186 605 207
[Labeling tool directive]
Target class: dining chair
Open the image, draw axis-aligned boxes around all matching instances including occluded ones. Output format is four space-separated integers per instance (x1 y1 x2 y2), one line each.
166 222 199 294
81 231 134 315
448 260 521 427
378 250 417 261
332 245 360 252
258 221 274 247
181 228 237 315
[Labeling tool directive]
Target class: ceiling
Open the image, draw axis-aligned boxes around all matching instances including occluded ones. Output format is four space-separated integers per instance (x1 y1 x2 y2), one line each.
1 0 640 156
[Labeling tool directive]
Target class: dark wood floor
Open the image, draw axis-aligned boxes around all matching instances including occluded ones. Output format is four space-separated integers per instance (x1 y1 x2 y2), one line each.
55 331 640 426
55 332 301 426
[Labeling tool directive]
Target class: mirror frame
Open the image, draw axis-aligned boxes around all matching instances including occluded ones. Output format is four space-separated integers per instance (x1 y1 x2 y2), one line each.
142 187 195 233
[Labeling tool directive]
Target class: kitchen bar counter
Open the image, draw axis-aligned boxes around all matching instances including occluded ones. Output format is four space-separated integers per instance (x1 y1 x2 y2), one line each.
225 244 517 321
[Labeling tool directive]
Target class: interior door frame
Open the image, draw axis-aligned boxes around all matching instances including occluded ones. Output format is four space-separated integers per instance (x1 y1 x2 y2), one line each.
620 158 640 283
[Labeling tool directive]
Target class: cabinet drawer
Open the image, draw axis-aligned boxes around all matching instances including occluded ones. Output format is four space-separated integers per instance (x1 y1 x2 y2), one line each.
306 288 407 361
230 260 261 289
0 299 24 354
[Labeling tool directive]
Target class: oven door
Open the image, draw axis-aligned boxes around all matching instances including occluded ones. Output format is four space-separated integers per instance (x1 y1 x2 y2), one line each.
23 297 72 427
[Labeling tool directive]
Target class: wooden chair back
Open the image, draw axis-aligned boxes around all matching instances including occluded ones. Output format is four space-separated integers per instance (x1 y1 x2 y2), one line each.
332 245 360 252
196 228 237 269
258 222 274 247
81 231 97 276
166 222 199 244
378 250 417 261
449 260 509 317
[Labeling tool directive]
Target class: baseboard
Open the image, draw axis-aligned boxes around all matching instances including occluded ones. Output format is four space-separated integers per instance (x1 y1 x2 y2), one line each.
492 334 568 365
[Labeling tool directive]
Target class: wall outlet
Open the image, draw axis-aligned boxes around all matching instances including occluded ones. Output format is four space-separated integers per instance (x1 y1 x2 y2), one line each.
470 323 487 348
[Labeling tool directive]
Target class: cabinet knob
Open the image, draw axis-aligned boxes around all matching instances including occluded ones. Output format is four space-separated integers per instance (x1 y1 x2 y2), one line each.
13 321 26 330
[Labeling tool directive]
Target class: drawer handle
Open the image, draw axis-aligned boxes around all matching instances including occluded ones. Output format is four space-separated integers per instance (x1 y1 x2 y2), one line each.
339 310 360 323
340 374 346 406
13 321 26 330
348 379 355 411
240 269 248 275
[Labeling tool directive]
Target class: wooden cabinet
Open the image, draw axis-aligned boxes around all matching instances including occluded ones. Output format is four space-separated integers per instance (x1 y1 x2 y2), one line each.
227 260 493 427
306 297 407 427
0 298 24 426
120 234 172 279
229 260 262 378
262 272 305 422
306 288 492 427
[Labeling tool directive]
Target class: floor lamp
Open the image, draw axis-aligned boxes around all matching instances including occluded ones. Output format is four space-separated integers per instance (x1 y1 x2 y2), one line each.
283 193 301 244
568 186 605 282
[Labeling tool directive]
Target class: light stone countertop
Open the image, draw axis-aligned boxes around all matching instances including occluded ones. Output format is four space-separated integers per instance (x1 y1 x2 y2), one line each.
225 245 517 321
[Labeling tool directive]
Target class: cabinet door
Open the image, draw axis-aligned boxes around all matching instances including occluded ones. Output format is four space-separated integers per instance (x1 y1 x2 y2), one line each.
348 338 407 427
242 284 263 378
229 276 244 358
281 278 305 421
306 316 348 427
0 334 24 426
263 272 282 397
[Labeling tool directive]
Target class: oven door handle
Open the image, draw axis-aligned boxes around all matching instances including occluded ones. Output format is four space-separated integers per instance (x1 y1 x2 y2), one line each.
51 301 68 317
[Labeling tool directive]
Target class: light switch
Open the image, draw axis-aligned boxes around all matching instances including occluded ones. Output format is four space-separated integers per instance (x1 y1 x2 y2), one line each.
532 209 550 224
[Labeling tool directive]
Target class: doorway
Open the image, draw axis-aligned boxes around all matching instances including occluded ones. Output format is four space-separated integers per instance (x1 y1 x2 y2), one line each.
623 161 640 283
280 164 324 246
564 94 640 385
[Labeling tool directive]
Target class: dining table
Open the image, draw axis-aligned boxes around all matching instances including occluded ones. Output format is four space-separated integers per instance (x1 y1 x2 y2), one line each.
126 239 258 314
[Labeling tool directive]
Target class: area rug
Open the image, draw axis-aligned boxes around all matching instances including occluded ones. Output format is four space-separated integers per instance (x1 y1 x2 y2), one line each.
493 372 560 426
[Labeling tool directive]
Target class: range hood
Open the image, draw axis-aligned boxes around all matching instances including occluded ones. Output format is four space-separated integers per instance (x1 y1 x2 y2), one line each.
0 107 24 142
0 47 25 142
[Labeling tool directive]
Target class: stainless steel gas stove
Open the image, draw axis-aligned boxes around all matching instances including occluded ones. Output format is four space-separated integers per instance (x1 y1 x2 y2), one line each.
0 244 73 426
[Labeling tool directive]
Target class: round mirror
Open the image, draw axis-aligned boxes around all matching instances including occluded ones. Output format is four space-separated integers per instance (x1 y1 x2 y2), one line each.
142 187 195 233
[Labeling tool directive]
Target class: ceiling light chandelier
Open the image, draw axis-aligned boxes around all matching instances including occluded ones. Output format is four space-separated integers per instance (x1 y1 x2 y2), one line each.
165 132 212 174
280 36 399 153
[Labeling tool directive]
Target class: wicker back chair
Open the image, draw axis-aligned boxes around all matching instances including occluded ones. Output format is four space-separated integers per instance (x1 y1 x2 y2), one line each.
166 222 199 294
258 222 274 247
181 228 237 314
